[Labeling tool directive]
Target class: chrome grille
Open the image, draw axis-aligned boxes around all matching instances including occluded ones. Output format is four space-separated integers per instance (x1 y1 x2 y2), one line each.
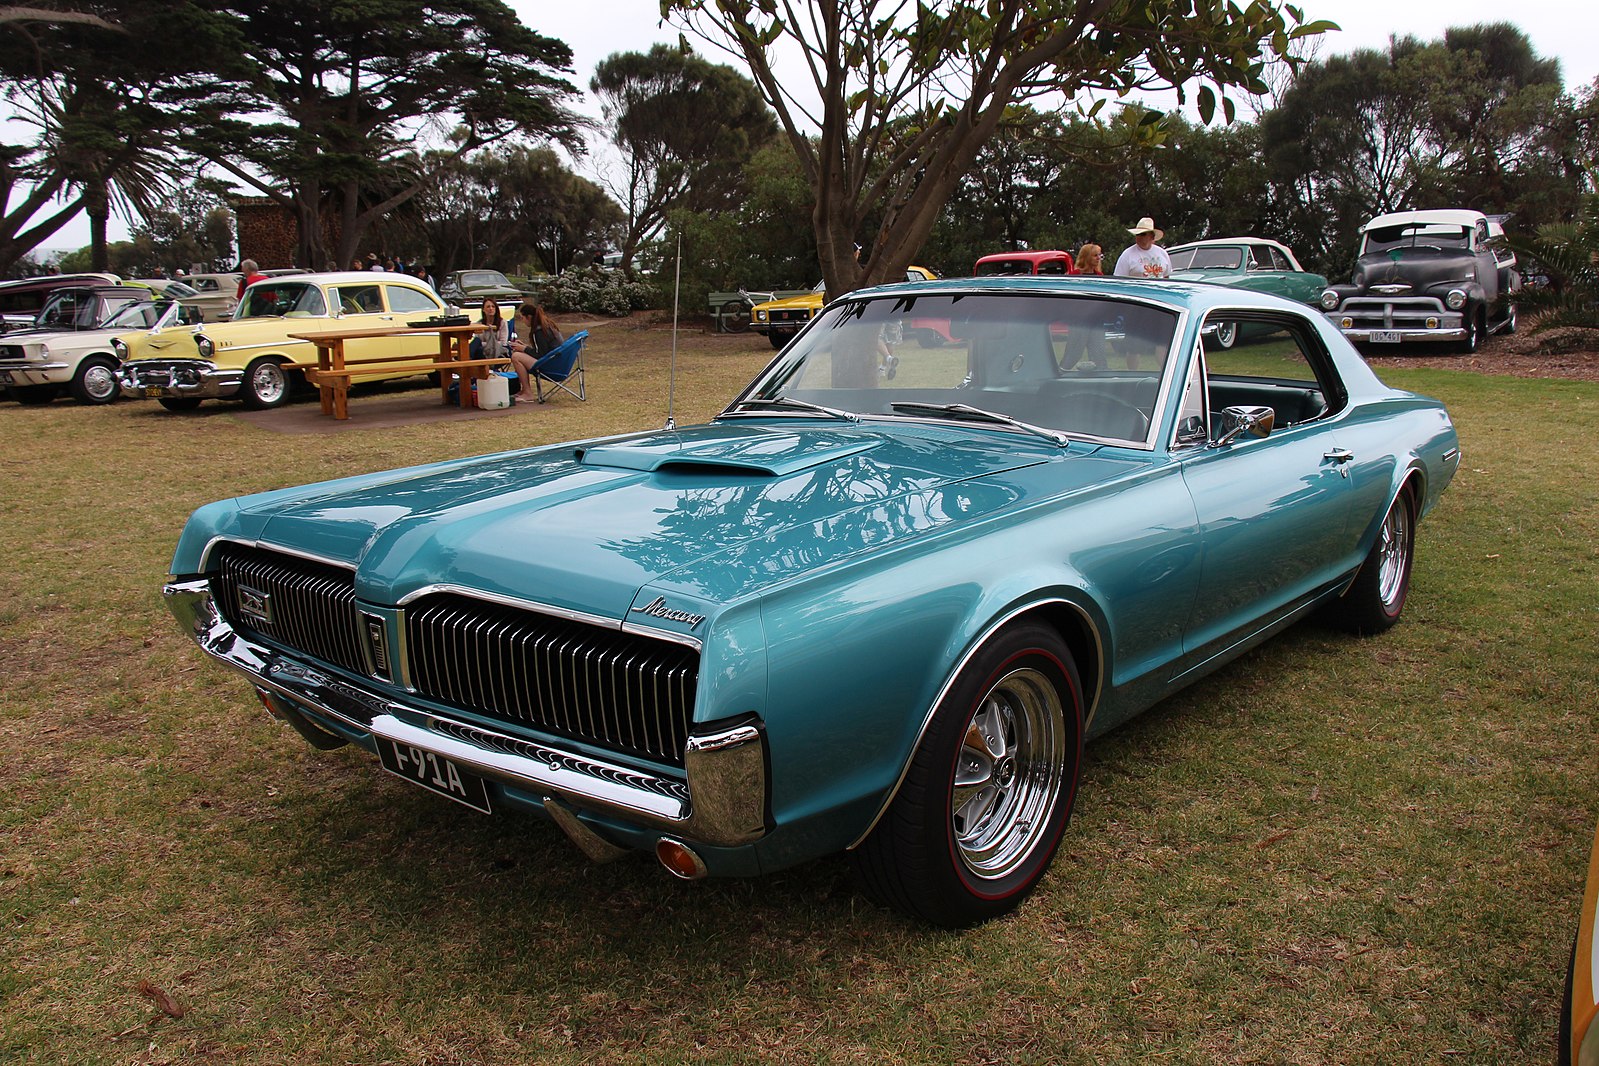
405 594 699 767
211 544 365 675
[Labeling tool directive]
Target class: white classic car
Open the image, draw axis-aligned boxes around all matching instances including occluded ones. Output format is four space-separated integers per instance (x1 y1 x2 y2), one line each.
0 289 196 405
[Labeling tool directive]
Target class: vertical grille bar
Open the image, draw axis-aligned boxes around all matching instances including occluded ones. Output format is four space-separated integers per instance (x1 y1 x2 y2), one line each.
403 593 699 768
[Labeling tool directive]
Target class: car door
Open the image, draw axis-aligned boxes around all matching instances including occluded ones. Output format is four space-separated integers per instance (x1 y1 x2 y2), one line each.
381 283 449 359
1176 311 1356 658
326 281 397 362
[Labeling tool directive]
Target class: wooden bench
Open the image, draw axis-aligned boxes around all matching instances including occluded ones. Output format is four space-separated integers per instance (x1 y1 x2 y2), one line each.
306 358 511 419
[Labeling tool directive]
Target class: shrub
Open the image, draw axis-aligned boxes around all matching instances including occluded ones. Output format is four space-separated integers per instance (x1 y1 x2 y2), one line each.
540 267 657 317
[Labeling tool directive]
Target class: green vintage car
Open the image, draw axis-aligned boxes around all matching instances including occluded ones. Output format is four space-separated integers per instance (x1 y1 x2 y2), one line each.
1168 238 1328 348
164 277 1458 926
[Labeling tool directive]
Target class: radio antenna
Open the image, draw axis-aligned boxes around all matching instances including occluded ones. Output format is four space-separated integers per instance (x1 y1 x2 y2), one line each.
666 231 681 430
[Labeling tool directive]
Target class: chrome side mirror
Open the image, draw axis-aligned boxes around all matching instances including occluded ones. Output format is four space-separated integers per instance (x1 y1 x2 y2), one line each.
1211 405 1275 447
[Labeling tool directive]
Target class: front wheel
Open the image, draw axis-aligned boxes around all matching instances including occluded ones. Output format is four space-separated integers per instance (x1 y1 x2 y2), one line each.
1460 309 1483 354
1213 321 1238 349
1325 488 1415 634
240 357 290 409
767 332 786 350
70 356 120 405
853 622 1083 927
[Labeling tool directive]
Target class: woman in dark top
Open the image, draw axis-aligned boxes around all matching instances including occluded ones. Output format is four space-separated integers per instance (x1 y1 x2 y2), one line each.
509 303 564 395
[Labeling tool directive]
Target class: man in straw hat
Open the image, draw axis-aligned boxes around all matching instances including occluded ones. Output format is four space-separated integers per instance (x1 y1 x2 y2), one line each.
1114 217 1172 279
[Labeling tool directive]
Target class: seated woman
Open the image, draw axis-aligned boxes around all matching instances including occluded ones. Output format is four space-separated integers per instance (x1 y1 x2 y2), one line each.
470 298 510 362
509 303 564 395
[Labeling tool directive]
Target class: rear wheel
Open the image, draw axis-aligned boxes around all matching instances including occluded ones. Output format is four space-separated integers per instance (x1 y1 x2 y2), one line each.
158 397 202 412
1325 488 1415 634
240 357 289 409
1213 321 1238 349
70 355 120 405
854 622 1083 927
8 383 61 405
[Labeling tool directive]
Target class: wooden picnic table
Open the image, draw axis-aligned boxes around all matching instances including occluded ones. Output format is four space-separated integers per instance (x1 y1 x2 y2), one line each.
286 323 493 420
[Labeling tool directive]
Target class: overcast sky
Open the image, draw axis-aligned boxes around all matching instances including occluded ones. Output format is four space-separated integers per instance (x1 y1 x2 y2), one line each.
36 0 1599 251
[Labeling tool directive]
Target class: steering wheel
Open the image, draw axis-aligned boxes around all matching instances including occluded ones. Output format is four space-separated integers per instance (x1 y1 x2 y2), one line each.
1065 391 1151 437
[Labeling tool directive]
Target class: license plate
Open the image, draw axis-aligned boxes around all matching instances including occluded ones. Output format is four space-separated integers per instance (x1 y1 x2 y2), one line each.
1369 330 1401 344
144 386 162 397
377 739 492 813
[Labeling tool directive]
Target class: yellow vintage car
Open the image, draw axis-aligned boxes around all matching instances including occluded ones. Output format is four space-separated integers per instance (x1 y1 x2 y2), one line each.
1561 815 1599 1066
750 265 938 349
118 271 451 411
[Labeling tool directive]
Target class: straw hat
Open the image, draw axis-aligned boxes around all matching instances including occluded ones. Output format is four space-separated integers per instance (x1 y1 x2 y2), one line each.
1127 217 1164 240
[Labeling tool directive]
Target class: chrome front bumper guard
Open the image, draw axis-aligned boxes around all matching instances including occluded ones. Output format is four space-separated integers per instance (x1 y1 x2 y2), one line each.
119 362 243 400
164 579 769 848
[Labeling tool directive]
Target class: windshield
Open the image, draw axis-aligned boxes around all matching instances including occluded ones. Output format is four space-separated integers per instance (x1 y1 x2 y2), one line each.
160 280 199 298
731 292 1178 445
1362 223 1471 254
103 302 172 329
236 282 327 318
461 271 512 288
1169 246 1242 270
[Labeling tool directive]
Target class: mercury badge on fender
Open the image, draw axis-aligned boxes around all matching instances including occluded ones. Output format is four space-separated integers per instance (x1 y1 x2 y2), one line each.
165 276 1460 927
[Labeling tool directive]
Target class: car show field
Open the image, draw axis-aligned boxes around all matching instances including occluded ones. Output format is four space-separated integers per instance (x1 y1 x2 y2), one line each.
1 317 1595 1063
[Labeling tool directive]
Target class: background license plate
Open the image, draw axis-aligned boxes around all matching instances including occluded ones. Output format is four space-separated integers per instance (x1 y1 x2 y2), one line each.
378 739 492 813
1370 330 1402 343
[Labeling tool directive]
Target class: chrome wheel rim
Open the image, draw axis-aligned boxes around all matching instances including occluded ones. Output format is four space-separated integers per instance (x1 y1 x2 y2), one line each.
1376 499 1412 609
251 362 286 404
82 363 118 401
1216 321 1237 348
951 667 1065 881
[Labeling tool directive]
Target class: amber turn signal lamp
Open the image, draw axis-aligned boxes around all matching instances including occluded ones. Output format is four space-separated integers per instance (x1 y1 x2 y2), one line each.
656 837 708 880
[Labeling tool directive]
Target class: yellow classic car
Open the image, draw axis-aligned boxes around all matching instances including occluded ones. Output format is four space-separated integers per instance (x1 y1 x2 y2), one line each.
750 265 938 349
118 271 452 411
1561 816 1599 1066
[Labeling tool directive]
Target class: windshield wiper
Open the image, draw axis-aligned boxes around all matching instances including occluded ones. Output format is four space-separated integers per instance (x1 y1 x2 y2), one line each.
725 396 859 422
889 401 1070 446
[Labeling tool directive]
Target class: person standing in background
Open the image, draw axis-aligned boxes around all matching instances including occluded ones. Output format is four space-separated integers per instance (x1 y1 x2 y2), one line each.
1114 218 1171 279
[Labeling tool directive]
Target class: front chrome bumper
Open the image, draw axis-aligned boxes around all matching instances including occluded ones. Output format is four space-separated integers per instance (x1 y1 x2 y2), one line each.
1337 327 1468 344
119 360 242 399
0 361 69 386
163 579 769 849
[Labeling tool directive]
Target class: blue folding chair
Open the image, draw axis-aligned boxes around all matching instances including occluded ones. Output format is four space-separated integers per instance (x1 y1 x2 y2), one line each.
532 329 588 403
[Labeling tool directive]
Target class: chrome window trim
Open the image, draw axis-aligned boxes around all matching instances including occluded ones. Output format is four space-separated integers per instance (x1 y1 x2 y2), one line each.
846 596 1105 851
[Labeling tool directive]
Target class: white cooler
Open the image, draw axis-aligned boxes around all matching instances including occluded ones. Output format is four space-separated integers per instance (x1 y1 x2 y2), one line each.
477 373 511 409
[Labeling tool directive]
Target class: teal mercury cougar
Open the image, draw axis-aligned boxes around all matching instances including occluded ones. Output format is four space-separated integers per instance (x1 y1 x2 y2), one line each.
165 276 1459 926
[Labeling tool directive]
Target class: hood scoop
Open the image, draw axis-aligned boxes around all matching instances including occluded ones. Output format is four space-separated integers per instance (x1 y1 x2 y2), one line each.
578 427 882 477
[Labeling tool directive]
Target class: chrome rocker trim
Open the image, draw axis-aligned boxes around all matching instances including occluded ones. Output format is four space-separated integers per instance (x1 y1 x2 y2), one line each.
164 578 768 849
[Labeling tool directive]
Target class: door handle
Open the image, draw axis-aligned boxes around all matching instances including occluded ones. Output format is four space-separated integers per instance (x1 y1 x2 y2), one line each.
1324 448 1354 478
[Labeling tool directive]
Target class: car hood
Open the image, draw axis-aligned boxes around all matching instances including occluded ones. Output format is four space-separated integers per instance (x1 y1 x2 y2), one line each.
1169 268 1244 285
220 423 1095 622
1351 250 1476 292
754 292 824 312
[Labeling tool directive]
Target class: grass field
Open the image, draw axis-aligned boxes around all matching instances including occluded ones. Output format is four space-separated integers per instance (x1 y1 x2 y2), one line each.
2 321 1595 1064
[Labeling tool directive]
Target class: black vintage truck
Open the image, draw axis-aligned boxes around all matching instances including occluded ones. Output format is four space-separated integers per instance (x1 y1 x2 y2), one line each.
1319 209 1520 353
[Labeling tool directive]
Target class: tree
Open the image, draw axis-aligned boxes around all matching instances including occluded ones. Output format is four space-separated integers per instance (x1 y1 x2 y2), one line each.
592 43 777 275
389 145 624 275
185 0 585 270
0 1 242 273
664 0 1332 297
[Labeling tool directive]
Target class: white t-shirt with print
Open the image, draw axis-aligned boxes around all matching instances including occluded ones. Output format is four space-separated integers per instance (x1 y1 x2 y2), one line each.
1114 244 1172 279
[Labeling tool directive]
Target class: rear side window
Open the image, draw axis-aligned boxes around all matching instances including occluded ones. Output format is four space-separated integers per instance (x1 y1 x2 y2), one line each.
386 285 442 313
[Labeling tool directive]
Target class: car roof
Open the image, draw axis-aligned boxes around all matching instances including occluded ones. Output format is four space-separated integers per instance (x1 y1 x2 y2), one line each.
251 270 433 286
1363 209 1487 231
847 273 1298 314
1167 237 1305 270
975 250 1070 263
